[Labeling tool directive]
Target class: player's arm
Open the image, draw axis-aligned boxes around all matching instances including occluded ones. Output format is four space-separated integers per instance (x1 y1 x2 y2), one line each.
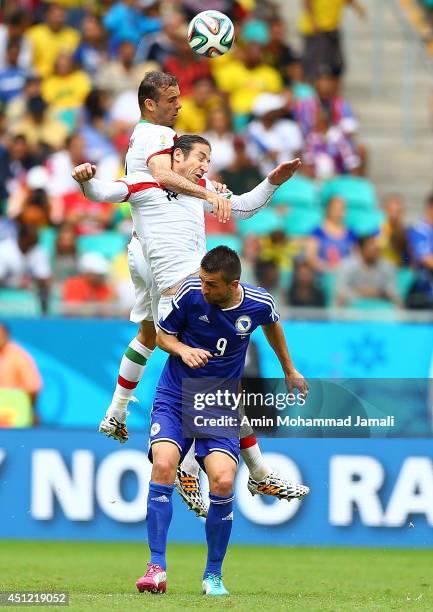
227 158 302 219
72 163 129 202
156 330 212 369
261 321 309 395
148 154 232 223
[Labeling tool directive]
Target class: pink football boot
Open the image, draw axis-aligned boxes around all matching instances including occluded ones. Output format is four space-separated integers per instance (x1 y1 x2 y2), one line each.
136 563 167 594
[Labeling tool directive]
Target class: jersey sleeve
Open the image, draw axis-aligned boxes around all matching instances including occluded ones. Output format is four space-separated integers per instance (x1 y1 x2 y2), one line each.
253 288 280 325
157 280 196 334
136 125 176 165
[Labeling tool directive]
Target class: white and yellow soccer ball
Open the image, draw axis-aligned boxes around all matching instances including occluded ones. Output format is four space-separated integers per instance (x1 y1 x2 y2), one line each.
187 10 235 58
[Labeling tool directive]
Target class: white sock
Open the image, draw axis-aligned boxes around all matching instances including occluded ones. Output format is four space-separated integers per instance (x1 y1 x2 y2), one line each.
241 443 271 481
106 337 153 422
180 442 200 477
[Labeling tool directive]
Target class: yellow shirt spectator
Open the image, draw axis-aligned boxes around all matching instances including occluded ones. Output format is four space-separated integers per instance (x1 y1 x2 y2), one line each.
175 95 222 134
211 52 282 115
26 23 79 77
42 69 92 111
299 0 347 36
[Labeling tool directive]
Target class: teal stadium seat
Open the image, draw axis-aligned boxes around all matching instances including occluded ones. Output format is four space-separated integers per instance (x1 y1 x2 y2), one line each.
396 267 415 300
284 209 322 237
0 289 40 316
236 209 281 236
38 227 57 259
206 234 242 252
346 209 385 238
346 209 385 236
348 298 396 311
321 175 378 211
270 175 319 210
77 231 128 260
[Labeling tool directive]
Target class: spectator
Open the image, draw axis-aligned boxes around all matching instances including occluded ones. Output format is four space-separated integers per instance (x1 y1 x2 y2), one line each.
73 13 108 82
5 75 41 132
163 25 211 96
303 108 361 179
46 132 86 199
254 258 283 310
406 193 433 309
9 165 53 227
307 196 356 272
0 9 32 71
62 251 115 315
12 94 68 158
26 3 80 77
203 106 235 175
0 134 36 209
53 222 79 283
0 223 51 313
175 76 222 135
144 11 186 65
41 53 91 129
102 0 161 52
298 0 365 81
294 67 357 137
0 322 42 425
211 42 283 129
219 136 262 195
336 235 400 307
288 256 326 307
0 39 32 104
286 57 317 102
239 234 262 285
95 40 158 98
260 230 302 272
80 88 120 177
264 19 297 76
246 93 303 177
380 195 410 267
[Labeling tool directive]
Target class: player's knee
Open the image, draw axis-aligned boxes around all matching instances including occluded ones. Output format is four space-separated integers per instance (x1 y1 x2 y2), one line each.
209 472 234 497
138 321 156 350
152 455 177 484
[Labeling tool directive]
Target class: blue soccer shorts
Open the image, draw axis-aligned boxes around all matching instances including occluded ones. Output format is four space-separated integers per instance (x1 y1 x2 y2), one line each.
148 393 240 468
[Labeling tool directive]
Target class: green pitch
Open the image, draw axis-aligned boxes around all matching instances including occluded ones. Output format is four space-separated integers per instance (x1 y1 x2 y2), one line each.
1 541 432 611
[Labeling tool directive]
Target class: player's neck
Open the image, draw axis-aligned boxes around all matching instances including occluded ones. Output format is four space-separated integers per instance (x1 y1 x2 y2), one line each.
220 285 243 310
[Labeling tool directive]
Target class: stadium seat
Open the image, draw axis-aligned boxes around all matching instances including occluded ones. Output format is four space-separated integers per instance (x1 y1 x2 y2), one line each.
236 209 282 236
38 227 58 259
270 174 319 210
206 234 242 252
77 232 128 260
346 209 385 236
284 209 322 237
0 289 40 316
321 175 378 211
396 267 415 299
347 298 396 310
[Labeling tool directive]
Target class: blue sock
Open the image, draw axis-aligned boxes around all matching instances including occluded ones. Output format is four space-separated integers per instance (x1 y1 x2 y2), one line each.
204 492 234 578
146 481 175 569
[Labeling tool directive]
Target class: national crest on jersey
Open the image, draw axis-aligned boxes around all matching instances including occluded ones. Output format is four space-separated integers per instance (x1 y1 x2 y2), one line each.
157 278 279 397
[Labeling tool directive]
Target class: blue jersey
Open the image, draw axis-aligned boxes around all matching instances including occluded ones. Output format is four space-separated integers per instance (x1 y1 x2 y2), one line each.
157 278 279 397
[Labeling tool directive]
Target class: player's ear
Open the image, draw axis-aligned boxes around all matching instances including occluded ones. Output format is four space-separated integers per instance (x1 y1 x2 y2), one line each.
144 98 156 113
232 279 239 289
172 147 183 163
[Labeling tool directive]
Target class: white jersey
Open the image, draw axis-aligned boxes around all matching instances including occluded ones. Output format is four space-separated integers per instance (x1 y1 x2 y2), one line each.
119 173 213 292
124 120 176 178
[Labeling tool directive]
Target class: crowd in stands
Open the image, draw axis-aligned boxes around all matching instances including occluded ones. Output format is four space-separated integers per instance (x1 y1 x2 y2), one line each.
0 0 432 317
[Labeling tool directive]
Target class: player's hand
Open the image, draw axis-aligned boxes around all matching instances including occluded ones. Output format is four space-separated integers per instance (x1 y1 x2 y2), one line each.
180 347 213 369
206 191 232 223
211 180 228 194
267 158 302 186
72 162 97 183
285 369 309 397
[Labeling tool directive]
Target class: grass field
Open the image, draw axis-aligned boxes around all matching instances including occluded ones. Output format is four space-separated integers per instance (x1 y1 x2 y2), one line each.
1 541 432 611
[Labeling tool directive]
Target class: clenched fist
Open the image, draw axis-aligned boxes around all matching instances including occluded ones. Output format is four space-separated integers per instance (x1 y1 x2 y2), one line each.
72 162 97 183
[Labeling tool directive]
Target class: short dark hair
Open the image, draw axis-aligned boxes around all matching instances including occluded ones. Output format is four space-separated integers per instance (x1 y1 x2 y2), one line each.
201 246 241 283
138 71 178 111
174 134 211 158
357 234 377 249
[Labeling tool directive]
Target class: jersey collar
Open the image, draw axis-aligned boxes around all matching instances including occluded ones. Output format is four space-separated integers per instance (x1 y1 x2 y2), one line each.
221 285 245 311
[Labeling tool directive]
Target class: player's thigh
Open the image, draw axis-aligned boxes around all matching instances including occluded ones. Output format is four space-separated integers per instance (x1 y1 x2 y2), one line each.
148 395 193 466
128 238 154 323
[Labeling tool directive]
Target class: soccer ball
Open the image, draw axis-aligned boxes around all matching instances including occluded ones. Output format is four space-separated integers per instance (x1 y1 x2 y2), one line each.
187 10 235 58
